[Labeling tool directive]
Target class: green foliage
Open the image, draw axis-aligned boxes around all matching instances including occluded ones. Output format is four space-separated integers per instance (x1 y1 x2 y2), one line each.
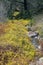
0 19 36 65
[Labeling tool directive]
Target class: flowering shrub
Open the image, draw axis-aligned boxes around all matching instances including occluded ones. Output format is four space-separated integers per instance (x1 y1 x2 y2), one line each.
0 19 36 65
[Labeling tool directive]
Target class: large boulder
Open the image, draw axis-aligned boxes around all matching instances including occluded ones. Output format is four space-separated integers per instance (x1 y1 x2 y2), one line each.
0 0 16 21
0 0 11 22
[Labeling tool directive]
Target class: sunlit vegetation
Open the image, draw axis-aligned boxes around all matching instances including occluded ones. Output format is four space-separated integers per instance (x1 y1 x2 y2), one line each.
13 12 20 16
0 0 43 65
0 19 36 65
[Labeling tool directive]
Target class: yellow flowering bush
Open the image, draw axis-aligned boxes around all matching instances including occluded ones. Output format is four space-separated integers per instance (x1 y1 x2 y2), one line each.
0 19 36 65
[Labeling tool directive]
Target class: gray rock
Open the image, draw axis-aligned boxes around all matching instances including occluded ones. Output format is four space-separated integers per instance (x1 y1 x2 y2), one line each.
29 57 43 65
